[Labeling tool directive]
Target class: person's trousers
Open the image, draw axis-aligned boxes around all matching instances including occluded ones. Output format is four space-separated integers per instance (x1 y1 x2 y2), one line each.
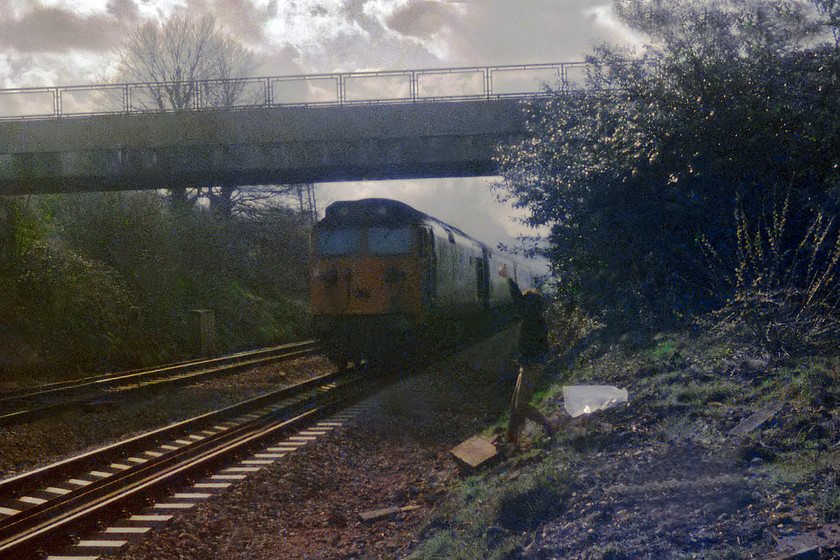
508 361 553 439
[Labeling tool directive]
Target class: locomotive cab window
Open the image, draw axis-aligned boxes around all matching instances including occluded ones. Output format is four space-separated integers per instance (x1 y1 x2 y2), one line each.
368 227 412 255
317 229 361 256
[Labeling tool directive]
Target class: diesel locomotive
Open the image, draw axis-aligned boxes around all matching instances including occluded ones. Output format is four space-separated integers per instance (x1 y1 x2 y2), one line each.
309 198 537 365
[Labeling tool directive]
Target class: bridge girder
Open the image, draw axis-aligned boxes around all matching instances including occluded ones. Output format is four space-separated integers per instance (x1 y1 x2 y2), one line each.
0 100 528 195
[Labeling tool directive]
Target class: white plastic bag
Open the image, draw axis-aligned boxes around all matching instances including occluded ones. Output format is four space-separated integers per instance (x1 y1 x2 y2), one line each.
562 385 628 418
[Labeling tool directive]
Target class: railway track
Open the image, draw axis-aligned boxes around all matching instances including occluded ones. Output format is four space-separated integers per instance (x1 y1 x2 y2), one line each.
0 340 320 426
0 363 383 560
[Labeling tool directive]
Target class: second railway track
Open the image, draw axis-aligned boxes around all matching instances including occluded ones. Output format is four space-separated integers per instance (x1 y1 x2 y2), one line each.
0 363 385 560
0 340 320 426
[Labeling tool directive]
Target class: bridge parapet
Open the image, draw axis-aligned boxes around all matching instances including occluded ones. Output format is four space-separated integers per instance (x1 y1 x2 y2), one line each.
0 62 587 121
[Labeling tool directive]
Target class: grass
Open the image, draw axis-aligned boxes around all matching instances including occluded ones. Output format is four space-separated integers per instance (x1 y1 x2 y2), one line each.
650 338 676 362
408 449 576 560
820 484 840 522
494 460 573 531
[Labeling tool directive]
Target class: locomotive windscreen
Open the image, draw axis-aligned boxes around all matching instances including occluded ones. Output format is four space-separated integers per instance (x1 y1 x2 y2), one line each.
317 228 361 256
368 227 412 255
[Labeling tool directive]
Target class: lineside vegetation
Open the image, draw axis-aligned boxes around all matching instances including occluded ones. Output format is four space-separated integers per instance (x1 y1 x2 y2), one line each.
0 191 311 384
496 0 840 354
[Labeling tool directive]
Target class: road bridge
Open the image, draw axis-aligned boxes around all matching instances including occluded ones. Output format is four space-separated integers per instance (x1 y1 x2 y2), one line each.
0 63 585 195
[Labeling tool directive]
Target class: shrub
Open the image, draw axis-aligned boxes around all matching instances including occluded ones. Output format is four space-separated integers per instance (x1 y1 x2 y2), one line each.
55 191 311 355
495 1 840 327
2 191 312 380
213 280 311 352
3 241 144 378
704 191 840 355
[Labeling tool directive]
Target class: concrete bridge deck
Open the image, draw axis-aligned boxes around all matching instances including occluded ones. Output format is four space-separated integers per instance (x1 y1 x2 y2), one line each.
0 99 528 195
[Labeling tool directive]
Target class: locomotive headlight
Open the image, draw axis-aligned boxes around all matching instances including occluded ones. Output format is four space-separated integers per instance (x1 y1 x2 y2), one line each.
385 267 406 284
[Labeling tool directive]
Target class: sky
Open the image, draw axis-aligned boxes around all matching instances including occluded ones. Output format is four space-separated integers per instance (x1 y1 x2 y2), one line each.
0 0 640 264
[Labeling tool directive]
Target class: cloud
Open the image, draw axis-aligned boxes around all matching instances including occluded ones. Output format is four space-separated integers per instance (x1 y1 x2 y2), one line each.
0 0 635 87
0 2 139 53
182 0 276 49
257 44 305 76
253 0 445 72
443 0 618 65
385 1 454 40
107 0 141 20
338 0 634 68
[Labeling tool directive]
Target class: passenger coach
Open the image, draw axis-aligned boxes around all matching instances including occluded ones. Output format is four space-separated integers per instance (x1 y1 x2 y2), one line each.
310 198 535 365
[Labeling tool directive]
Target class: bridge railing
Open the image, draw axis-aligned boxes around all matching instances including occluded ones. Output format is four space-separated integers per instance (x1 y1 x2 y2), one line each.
0 62 587 121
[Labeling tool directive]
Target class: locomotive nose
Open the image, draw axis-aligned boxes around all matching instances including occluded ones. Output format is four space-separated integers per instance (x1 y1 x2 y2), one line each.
384 267 406 284
318 269 339 286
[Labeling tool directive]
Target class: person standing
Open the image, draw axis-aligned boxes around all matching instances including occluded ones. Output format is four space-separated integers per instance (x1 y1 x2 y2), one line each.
507 279 555 445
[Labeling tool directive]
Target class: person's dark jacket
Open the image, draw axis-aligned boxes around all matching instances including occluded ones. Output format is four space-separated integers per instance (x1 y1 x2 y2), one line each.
509 279 549 362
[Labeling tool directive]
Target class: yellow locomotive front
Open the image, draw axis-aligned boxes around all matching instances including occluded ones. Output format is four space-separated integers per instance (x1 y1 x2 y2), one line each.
310 199 430 365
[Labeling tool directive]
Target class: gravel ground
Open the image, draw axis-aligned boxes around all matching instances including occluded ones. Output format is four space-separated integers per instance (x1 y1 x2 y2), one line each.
105 326 836 560
97 328 522 560
468 330 840 560
0 354 335 478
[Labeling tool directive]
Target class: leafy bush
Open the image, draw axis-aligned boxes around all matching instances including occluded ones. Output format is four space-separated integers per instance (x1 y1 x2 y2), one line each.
1 191 312 380
539 277 599 347
1 240 144 378
212 280 311 352
495 0 840 327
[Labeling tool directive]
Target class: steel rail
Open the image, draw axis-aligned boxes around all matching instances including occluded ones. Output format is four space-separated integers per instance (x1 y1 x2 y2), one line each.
0 340 318 402
0 366 342 498
0 410 320 559
0 366 377 559
0 340 320 425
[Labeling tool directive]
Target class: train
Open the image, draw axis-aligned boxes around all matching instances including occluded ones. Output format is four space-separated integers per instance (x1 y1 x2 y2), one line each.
309 198 538 366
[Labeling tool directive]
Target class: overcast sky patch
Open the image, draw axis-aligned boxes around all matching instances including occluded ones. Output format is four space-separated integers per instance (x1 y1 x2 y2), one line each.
0 5 131 53
0 0 629 82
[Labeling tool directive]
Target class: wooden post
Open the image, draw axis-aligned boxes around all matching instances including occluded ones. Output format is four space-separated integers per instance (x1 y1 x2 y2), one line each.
190 309 216 358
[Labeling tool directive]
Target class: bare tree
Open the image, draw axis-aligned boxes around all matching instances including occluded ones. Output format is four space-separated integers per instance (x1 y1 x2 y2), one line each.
114 15 259 212
114 17 318 222
207 183 318 224
289 183 318 224
116 15 258 111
